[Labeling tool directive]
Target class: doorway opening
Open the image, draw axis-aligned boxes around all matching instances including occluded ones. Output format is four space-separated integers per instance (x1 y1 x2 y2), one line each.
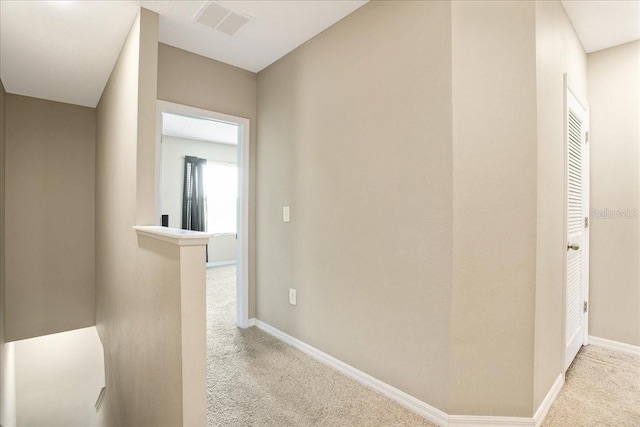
156 101 251 329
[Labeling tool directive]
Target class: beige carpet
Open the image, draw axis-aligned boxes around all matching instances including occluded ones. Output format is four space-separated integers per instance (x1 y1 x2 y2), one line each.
206 265 434 427
543 344 640 427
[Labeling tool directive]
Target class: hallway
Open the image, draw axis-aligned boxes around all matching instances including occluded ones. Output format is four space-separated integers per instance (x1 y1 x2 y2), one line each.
205 266 433 426
207 268 640 426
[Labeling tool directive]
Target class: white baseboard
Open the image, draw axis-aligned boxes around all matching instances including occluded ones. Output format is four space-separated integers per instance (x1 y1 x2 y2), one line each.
254 320 566 427
254 320 449 426
533 373 564 427
447 372 563 427
448 415 533 426
588 335 640 356
247 318 256 327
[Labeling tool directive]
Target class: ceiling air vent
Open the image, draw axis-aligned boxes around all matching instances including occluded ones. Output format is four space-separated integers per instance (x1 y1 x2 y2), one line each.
194 1 253 37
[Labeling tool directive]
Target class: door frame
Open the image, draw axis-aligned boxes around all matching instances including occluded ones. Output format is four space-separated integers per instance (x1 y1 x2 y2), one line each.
155 100 251 329
562 74 590 371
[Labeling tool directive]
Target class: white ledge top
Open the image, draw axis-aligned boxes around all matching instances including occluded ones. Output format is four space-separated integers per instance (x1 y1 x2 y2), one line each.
133 226 213 246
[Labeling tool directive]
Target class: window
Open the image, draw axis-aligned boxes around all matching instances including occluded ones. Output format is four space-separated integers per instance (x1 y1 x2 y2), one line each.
204 162 238 234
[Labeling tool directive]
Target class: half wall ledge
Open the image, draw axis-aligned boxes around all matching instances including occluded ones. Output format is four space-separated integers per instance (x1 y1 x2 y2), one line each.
133 225 212 246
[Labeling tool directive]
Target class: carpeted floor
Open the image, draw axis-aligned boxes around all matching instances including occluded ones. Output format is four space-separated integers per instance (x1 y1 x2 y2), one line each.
207 266 640 427
206 265 434 427
543 344 640 427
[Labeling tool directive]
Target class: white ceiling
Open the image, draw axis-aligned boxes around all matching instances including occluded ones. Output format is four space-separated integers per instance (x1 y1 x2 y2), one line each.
0 0 367 107
0 1 637 108
561 0 640 53
149 1 368 73
162 112 238 145
0 0 141 107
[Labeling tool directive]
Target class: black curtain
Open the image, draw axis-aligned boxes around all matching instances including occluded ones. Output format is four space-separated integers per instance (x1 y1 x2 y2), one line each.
182 156 207 232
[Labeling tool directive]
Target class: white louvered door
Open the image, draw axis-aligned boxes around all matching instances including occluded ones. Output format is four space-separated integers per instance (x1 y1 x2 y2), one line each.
564 80 589 371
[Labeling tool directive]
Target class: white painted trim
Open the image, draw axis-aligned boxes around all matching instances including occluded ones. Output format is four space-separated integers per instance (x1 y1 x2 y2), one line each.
581 95 591 348
589 336 640 356
255 320 449 427
157 100 251 129
133 226 212 246
235 110 251 329
448 415 533 426
156 100 251 330
247 318 256 327
561 74 569 376
254 320 568 427
207 260 236 268
533 373 564 427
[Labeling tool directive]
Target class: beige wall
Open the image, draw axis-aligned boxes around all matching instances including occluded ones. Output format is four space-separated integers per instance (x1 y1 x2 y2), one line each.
533 0 588 409
450 0 538 417
176 242 207 426
256 1 453 411
96 9 187 426
0 2 633 424
157 43 257 317
588 40 640 347
136 10 159 227
4 94 95 341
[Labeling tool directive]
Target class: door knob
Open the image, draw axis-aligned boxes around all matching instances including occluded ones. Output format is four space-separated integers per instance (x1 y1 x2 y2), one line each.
567 243 580 251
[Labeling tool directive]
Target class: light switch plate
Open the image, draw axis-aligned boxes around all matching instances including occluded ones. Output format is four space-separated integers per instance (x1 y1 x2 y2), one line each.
289 288 297 305
283 206 290 222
